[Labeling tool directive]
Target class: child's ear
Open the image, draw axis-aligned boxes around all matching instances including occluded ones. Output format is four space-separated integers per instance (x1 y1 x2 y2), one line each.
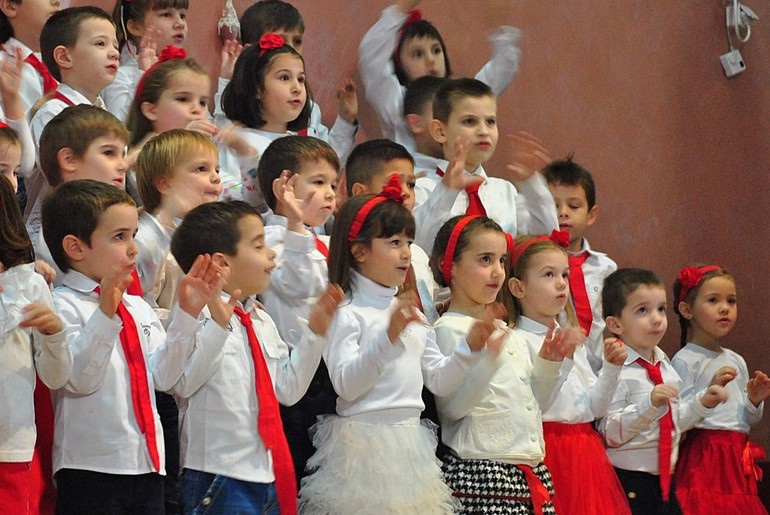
62 235 87 264
677 301 693 320
211 252 229 271
53 45 73 73
351 242 367 264
57 147 78 176
429 119 448 145
0 0 18 19
125 18 145 39
508 277 525 299
155 176 172 196
405 113 426 136
586 205 599 227
350 182 367 197
605 315 623 335
140 101 159 122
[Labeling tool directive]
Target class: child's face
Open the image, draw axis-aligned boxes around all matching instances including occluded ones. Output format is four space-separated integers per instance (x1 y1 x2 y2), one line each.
681 276 737 344
0 141 22 193
140 7 188 49
399 36 446 83
292 158 337 228
549 182 597 247
450 229 507 308
510 249 569 326
267 27 303 54
143 69 210 133
606 285 668 358
63 17 119 92
434 95 498 171
71 202 138 283
366 160 416 212
222 214 276 298
259 53 306 132
159 145 222 218
4 0 59 38
354 231 412 288
67 134 128 189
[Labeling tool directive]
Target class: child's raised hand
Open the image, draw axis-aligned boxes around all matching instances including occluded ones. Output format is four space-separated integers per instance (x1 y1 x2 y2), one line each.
220 39 243 80
388 294 424 343
699 384 728 409
98 267 135 318
137 26 160 71
20 303 63 335
0 46 24 120
185 119 218 137
308 284 345 336
177 254 221 318
747 370 770 407
441 137 482 192
205 260 238 329
710 366 737 387
539 323 585 362
336 79 358 124
603 337 627 366
34 259 57 285
272 171 306 228
650 384 679 407
500 131 552 184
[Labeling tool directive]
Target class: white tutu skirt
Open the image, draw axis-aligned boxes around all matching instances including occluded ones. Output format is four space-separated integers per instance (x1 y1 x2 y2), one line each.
298 414 456 515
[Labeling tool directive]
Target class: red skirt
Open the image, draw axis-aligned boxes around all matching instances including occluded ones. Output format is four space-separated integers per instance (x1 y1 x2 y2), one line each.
675 428 768 515
543 422 631 515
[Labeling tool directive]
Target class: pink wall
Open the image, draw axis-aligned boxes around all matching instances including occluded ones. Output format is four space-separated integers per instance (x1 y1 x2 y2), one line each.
82 0 770 444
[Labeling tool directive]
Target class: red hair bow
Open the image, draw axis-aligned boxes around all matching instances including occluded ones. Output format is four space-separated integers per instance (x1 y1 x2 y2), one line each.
0 120 9 129
135 45 187 101
511 229 570 267
259 33 286 57
677 265 722 302
347 173 404 243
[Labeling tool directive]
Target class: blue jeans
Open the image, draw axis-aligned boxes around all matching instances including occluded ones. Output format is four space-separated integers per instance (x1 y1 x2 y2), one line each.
181 469 279 515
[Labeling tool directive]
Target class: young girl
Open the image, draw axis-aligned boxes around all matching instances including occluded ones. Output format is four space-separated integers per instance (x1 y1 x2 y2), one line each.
298 182 496 514
672 264 770 514
0 174 71 515
220 33 311 211
430 216 576 514
358 0 520 152
507 231 631 515
105 0 189 122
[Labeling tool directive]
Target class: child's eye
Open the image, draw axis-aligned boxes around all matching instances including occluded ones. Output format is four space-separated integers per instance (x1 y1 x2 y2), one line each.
480 256 491 264
562 272 570 279
657 306 667 313
297 75 306 84
462 118 475 126
637 307 647 314
545 271 554 277
293 37 303 47
411 49 423 59
486 118 497 127
407 181 416 190
196 166 208 173
175 95 190 103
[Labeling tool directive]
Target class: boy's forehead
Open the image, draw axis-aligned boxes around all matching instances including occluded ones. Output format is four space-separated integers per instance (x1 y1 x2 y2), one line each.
450 95 497 117
237 213 265 240
623 284 666 309
76 16 117 39
97 202 138 229
550 181 589 201
88 132 128 148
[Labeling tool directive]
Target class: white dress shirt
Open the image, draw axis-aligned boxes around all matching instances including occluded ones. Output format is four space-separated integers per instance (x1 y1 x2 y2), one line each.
102 47 143 123
135 212 182 327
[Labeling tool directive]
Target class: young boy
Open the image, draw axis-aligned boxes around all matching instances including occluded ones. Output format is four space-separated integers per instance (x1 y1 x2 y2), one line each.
598 268 728 515
169 200 343 514
412 78 558 254
30 105 128 281
544 157 617 373
403 75 447 173
41 179 226 514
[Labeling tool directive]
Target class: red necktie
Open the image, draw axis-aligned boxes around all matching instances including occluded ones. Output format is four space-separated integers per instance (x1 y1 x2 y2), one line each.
126 268 143 297
233 306 297 515
313 234 328 260
635 358 674 501
568 252 593 336
95 287 161 472
435 167 487 217
24 53 58 95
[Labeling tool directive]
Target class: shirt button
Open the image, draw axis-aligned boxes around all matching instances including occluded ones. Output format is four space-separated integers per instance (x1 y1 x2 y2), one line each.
202 497 212 506
526 403 534 411
530 435 537 442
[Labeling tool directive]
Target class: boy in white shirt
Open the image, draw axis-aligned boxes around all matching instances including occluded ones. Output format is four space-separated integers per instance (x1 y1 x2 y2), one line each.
41 179 226 514
169 200 343 514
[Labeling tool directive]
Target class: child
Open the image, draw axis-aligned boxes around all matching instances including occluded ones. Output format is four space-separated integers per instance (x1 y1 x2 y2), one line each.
598 268 728 515
413 77 558 254
359 0 520 153
169 200 344 514
234 0 359 163
41 179 224 514
0 174 70 515
672 264 770 514
105 0 189 122
507 231 630 515
429 215 577 514
544 157 617 373
299 192 496 514
403 75 447 171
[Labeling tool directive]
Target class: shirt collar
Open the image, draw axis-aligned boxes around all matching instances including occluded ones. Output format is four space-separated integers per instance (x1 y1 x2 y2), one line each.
61 269 100 294
624 344 668 366
517 316 557 335
350 270 397 308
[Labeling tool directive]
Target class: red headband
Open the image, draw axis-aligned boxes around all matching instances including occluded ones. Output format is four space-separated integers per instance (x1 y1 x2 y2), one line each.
677 265 723 302
259 33 285 57
441 215 480 286
347 173 403 243
135 45 187 101
393 9 423 70
511 229 570 266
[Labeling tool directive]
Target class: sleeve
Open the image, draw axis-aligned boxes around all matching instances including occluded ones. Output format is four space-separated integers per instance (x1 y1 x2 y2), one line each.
597 377 670 448
677 393 712 432
29 102 63 153
739 357 765 425
171 317 231 398
324 310 404 402
269 319 327 406
474 26 522 97
513 173 559 236
307 101 357 165
590 361 622 419
213 77 229 120
421 324 483 396
413 179 460 252
530 354 570 410
102 66 144 123
358 5 408 140
5 116 35 179
266 228 328 301
30 285 72 389
670 353 712 431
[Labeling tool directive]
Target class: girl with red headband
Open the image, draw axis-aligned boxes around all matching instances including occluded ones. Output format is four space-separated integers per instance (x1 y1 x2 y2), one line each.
299 184 499 514
358 0 520 154
672 265 770 514
506 231 631 514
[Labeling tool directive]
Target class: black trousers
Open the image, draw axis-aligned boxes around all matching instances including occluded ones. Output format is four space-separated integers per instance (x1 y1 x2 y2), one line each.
615 467 682 515
55 468 164 515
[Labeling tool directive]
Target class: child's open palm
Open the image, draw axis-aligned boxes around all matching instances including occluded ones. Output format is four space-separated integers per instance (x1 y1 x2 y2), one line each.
539 323 585 361
388 294 424 343
699 384 728 409
710 366 737 387
441 137 483 191
98 267 135 318
500 131 551 184
308 284 345 336
747 370 770 406
20 304 63 336
177 254 222 318
650 384 678 407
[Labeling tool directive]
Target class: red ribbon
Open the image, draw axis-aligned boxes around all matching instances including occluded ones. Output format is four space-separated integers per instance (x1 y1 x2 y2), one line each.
742 441 766 482
511 229 570 267
441 215 480 286
259 33 286 57
135 45 187 101
677 265 723 302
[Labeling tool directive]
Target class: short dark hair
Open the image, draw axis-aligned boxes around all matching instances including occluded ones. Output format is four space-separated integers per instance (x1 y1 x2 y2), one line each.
257 136 339 211
42 180 135 273
543 156 597 210
345 139 414 196
602 268 665 319
0 174 34 268
39 105 128 187
240 0 304 46
404 75 447 117
171 200 262 274
433 78 495 123
394 19 451 86
221 43 311 131
41 6 115 81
